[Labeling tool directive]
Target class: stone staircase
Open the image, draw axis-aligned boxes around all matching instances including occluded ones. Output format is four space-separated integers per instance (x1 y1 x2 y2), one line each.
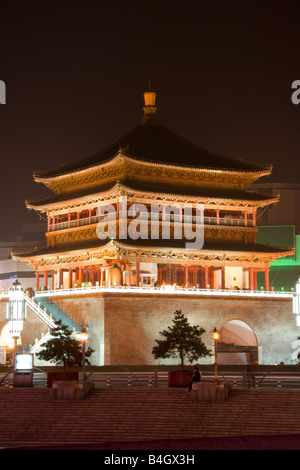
34 297 80 331
1 387 300 448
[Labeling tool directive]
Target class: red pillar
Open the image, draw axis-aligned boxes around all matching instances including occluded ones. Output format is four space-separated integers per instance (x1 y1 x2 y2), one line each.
59 269 64 288
221 266 225 289
69 268 73 288
185 265 189 287
91 265 95 285
116 201 119 238
204 265 209 289
44 270 48 289
35 271 40 289
79 267 84 285
52 272 55 290
194 266 198 287
253 271 257 290
136 261 140 287
249 267 254 290
265 268 270 291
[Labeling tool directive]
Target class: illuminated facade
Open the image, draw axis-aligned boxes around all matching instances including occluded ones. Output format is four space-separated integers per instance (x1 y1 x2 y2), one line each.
13 90 293 290
8 90 297 366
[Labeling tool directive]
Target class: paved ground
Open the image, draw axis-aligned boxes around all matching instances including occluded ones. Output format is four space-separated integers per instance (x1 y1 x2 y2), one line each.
5 434 300 450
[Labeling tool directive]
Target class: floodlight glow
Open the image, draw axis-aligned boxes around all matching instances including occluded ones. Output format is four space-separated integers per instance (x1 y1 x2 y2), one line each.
80 331 88 341
0 323 19 348
15 353 33 371
6 280 26 337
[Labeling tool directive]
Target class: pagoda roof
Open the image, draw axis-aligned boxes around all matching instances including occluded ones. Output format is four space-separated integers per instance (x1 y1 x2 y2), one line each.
12 238 294 263
33 92 272 181
26 180 279 212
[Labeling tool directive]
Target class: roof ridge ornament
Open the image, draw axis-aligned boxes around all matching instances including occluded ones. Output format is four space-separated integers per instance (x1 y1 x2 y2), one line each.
142 83 157 123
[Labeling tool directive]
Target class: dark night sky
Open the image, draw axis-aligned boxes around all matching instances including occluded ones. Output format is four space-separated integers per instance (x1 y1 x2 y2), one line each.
0 0 300 240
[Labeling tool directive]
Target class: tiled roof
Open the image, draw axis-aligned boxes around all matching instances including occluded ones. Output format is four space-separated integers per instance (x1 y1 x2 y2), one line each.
35 117 271 178
12 238 293 260
26 180 277 209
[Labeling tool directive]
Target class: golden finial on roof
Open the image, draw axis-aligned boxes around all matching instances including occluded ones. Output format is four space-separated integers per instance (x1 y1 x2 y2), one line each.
142 81 157 123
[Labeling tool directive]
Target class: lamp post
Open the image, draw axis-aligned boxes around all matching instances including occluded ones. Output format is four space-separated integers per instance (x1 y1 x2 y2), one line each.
212 327 220 380
6 280 26 366
80 329 88 381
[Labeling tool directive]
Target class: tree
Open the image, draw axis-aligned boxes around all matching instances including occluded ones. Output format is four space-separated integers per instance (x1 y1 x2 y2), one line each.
152 310 212 370
36 319 94 369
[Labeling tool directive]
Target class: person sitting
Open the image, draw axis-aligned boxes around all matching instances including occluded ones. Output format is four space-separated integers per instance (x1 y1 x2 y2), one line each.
188 364 202 392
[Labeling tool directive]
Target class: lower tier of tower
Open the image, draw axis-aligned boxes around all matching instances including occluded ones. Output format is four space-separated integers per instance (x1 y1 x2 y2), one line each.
35 262 271 292
0 291 296 366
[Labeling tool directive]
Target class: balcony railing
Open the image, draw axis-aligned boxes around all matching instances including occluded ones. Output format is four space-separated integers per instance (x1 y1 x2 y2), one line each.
48 213 254 232
32 284 294 299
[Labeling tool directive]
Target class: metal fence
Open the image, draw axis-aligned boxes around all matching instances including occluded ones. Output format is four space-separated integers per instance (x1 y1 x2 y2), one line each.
82 370 300 389
1 370 300 389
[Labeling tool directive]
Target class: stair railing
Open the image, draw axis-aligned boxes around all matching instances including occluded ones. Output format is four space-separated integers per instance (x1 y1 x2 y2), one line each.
23 293 56 329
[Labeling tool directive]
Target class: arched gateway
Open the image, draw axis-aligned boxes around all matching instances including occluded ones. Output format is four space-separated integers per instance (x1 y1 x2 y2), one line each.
219 320 258 365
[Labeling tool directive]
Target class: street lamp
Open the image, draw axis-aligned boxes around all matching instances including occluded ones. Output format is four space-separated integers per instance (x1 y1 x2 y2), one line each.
80 329 88 381
6 280 26 365
212 327 220 380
